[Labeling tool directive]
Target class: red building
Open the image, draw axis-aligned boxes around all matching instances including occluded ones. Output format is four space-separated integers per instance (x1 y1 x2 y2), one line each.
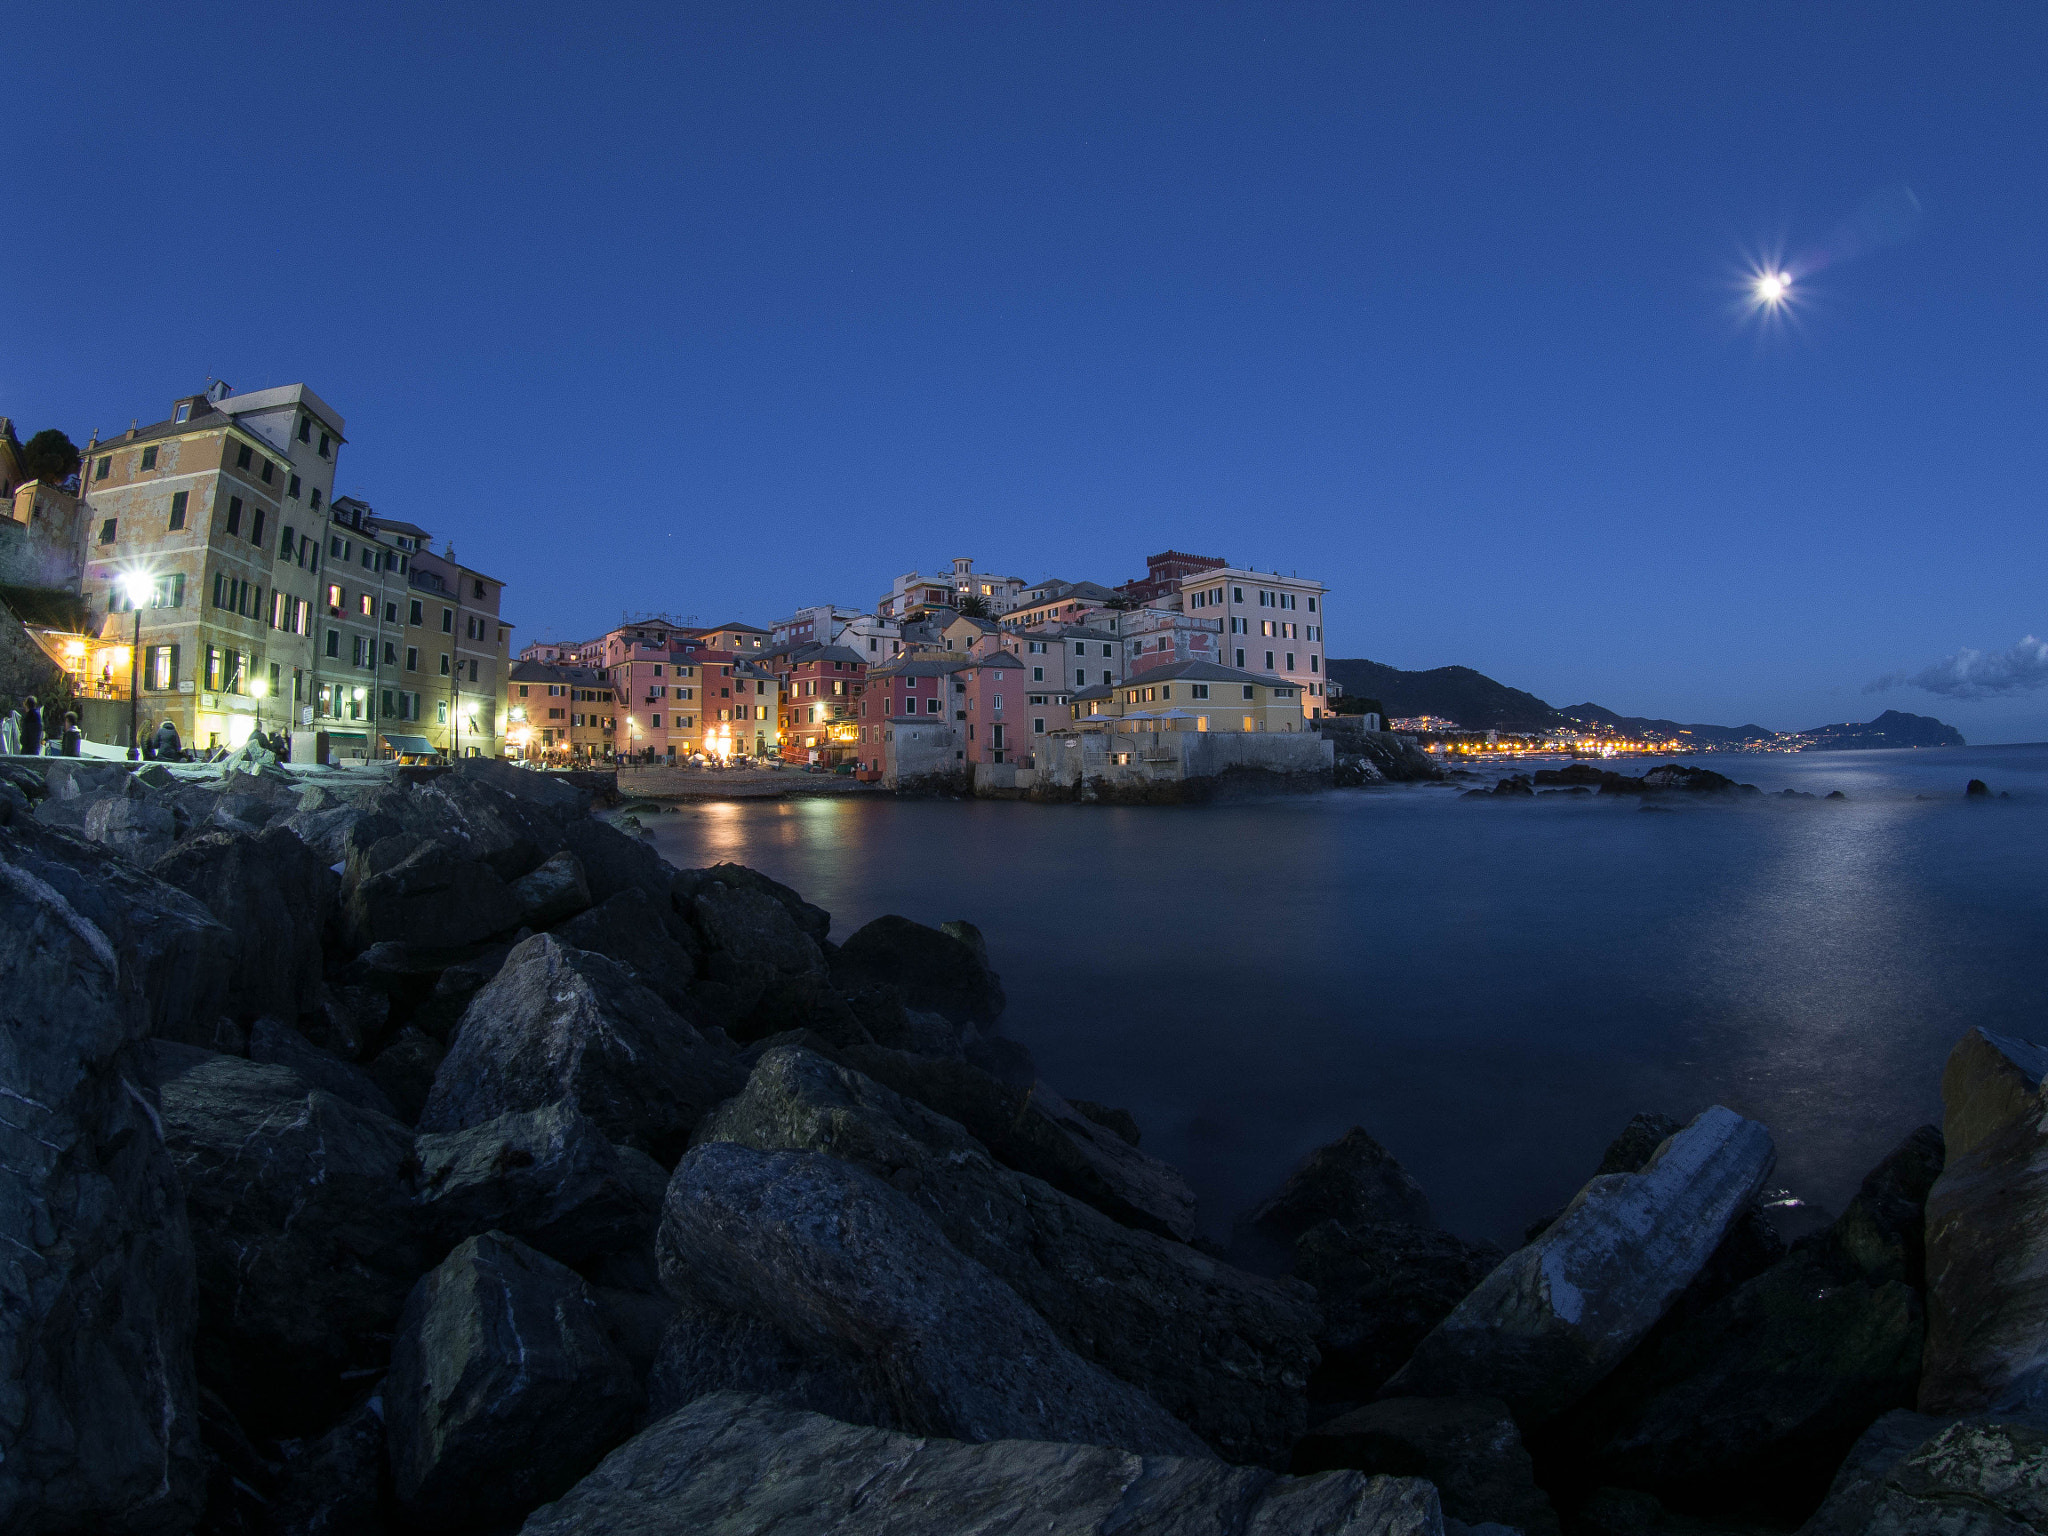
1114 549 1228 606
775 643 866 765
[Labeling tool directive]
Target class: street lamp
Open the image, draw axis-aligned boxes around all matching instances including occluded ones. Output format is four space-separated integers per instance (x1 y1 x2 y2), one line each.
251 674 268 744
118 570 153 759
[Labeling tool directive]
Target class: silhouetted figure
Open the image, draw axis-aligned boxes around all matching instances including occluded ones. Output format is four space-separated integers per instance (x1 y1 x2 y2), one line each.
59 712 81 756
18 696 42 756
155 719 183 760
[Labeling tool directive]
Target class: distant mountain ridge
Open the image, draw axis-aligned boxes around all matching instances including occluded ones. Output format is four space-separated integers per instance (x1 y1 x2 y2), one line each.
1324 659 1964 748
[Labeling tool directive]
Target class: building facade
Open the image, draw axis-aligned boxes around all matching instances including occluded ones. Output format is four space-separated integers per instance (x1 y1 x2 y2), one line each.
1180 567 1330 718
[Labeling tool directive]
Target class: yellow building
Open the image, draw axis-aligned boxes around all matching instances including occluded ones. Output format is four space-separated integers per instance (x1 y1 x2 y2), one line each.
1068 660 1305 736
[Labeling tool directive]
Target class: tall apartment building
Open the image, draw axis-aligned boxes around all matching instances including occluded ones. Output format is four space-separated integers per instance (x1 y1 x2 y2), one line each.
78 382 342 750
1181 567 1331 716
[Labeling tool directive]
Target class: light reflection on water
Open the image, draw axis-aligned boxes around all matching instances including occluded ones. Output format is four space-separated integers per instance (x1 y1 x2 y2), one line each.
631 744 2048 1246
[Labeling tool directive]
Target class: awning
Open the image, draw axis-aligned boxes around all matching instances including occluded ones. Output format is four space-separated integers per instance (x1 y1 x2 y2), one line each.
380 733 438 756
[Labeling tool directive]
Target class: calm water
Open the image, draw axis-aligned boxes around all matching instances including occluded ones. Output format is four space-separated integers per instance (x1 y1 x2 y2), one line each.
633 744 2048 1248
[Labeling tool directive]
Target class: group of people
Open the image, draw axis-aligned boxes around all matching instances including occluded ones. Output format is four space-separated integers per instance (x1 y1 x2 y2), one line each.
0 695 83 757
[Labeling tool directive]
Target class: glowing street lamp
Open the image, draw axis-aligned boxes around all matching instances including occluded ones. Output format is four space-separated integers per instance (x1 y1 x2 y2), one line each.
251 673 268 742
118 570 153 759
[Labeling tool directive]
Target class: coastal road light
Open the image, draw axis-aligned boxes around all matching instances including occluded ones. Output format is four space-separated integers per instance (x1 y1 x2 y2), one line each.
119 568 154 760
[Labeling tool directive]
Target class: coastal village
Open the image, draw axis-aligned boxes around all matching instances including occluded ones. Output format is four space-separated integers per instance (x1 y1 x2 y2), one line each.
0 382 1346 794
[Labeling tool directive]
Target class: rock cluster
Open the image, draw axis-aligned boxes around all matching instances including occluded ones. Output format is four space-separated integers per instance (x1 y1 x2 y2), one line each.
5 754 2045 1536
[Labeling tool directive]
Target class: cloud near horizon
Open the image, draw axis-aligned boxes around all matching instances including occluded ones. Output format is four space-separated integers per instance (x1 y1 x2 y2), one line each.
1866 635 2048 699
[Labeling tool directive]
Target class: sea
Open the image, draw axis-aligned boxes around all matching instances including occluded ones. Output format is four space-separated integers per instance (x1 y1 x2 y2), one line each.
630 743 2048 1249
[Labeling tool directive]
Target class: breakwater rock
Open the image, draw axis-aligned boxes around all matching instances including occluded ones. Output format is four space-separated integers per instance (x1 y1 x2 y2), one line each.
3 755 2043 1534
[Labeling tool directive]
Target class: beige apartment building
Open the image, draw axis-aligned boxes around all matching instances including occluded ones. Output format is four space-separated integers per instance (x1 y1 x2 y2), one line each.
1179 566 1332 717
78 382 341 751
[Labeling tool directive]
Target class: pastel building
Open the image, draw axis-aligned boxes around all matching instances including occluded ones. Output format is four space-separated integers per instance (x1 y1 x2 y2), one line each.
859 653 968 782
1069 659 1308 736
877 556 1026 620
775 643 866 765
1120 608 1226 676
507 658 615 760
1180 567 1330 718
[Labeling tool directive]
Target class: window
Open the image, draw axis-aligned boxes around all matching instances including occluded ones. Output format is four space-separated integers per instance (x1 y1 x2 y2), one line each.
651 712 663 728
353 636 368 667
310 488 322 510
468 660 478 683
251 508 265 546
272 590 287 629
385 600 398 623
1101 670 1112 685
406 646 419 671
359 593 374 617
437 700 448 725
94 456 110 481
1308 597 1317 612
1310 655 1319 672
97 518 116 545
140 446 158 471
473 578 485 599
236 445 253 470
992 694 1003 710
168 491 187 530
1286 652 1295 670
441 608 453 633
326 630 340 658
1266 651 1275 670
1033 717 1046 734
1232 586 1244 603
926 697 940 713
440 654 451 676
326 584 342 615
261 460 275 484
146 645 179 691
1032 666 1043 681
298 417 311 443
409 599 423 626
287 474 301 499
318 432 331 458
1243 685 1255 700
205 647 222 691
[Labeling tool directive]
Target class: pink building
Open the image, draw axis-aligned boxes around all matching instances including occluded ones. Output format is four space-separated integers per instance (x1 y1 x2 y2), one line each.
955 649 1027 765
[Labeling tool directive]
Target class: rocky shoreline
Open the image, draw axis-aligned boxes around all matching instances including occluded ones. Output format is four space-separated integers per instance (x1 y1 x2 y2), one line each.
1 754 2041 1535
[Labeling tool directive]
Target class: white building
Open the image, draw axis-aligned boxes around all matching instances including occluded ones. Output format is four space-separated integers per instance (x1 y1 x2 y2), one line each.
877 556 1028 620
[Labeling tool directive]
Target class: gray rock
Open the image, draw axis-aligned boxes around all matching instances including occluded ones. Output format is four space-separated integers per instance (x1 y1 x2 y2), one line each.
1 817 234 1049
551 888 698 1015
367 1025 446 1123
408 771 572 881
562 819 697 945
1797 1415 2048 1535
342 833 523 952
413 1103 666 1265
1573 1125 1942 1503
832 912 1006 1025
674 860 829 942
1924 1028 2048 1415
687 879 835 1039
642 1303 898 1429
657 1141 1211 1456
152 1048 431 1430
1297 1219 1506 1410
419 934 744 1163
839 1044 1200 1240
388 1231 637 1530
512 848 592 928
0 837 204 1535
247 1015 400 1118
450 755 592 817
265 1388 388 1536
1381 1105 1776 1425
151 826 336 1022
517 1392 1443 1536
84 789 178 862
692 1046 1320 1465
1293 1396 1559 1536
1070 1097 1142 1146
1243 1126 1436 1267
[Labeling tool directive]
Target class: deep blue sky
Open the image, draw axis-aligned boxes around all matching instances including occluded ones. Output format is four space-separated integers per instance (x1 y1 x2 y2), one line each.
8 5 2045 737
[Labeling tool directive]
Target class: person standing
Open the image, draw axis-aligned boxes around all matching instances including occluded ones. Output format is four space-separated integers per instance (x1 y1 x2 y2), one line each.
18 695 42 756
59 712 81 757
0 696 18 757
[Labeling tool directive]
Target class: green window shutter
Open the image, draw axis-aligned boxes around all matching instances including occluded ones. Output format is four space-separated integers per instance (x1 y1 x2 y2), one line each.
169 646 179 690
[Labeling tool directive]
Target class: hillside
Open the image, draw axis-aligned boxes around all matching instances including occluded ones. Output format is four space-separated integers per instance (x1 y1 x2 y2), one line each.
1323 659 1566 733
1797 709 1965 750
1553 703 1775 747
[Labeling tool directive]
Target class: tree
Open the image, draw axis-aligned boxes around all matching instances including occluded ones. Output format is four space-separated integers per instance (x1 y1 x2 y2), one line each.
20 429 80 485
1331 694 1389 719
955 592 991 619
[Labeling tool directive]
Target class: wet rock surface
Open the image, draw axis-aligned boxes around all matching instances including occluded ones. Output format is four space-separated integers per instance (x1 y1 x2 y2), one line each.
1294 1395 1560 1536
657 1140 1211 1456
518 1392 1444 1536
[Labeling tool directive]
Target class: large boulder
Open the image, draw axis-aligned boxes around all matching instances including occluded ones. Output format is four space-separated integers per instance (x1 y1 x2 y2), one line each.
387 1231 637 1531
1381 1105 1776 1425
562 818 697 943
1244 1126 1435 1255
2 817 233 1048
407 771 571 881
512 848 592 928
519 1392 1443 1536
1293 1396 1560 1536
657 1141 1210 1456
149 1048 431 1431
551 888 698 1015
839 1044 1200 1239
685 878 835 1039
341 833 523 952
0 836 204 1535
832 913 1006 1026
692 1047 1320 1465
1569 1125 1944 1507
83 789 178 863
246 1015 399 1118
674 860 829 942
413 1103 667 1266
1923 1028 2048 1415
420 935 744 1164
450 755 591 817
1296 1219 1505 1411
1797 1413 2048 1535
151 826 335 1022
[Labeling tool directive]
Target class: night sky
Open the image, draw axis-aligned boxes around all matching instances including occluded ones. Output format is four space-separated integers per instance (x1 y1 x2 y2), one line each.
8 5 2045 738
